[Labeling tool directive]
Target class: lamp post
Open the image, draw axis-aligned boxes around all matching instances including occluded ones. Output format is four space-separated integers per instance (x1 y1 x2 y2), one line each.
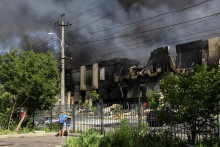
48 14 71 110
48 32 65 108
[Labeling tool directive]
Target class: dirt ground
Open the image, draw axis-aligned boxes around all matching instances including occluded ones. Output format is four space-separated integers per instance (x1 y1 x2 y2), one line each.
0 135 66 147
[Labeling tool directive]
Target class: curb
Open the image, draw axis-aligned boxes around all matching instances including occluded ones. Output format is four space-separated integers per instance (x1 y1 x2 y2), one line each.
0 132 58 138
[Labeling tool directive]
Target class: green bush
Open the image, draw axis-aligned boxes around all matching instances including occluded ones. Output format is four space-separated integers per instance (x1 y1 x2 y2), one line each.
99 119 140 147
136 131 186 147
197 136 220 147
99 119 187 147
63 129 101 147
17 127 31 134
63 119 220 147
48 123 59 132
0 113 9 129
0 129 12 135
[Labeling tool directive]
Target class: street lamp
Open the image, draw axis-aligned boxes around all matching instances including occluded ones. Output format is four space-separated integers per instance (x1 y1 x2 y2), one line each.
48 32 65 108
48 33 61 42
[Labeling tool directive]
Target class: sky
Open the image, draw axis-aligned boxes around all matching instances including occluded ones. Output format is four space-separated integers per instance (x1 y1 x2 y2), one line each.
0 0 220 68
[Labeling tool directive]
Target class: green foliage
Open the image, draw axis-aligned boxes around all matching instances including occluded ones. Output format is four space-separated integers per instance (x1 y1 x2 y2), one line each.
26 117 34 129
0 47 60 129
90 90 99 100
99 119 140 147
0 129 10 135
149 65 220 144
37 123 59 132
0 85 10 129
63 120 186 147
79 90 100 113
64 119 220 147
79 100 92 112
0 48 60 109
63 129 101 147
17 127 31 134
99 119 185 147
196 136 220 147
48 123 59 132
137 131 186 147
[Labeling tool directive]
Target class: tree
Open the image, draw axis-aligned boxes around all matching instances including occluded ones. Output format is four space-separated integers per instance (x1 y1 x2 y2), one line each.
0 85 10 129
149 65 220 145
0 48 60 130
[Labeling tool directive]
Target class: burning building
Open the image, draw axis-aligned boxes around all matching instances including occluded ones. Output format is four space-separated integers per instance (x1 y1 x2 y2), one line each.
65 58 140 104
62 36 220 106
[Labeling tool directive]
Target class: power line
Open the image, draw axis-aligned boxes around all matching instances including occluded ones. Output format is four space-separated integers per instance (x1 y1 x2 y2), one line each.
64 0 105 16
89 30 220 59
65 0 109 21
67 3 125 36
70 0 211 39
71 4 218 54
69 11 220 45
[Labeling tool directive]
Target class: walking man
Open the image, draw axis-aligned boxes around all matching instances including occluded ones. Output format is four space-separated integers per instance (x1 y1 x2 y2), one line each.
58 111 68 137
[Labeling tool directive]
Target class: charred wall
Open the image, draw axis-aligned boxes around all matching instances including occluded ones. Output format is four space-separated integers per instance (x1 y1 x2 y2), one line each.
176 40 208 68
146 46 172 72
65 58 139 101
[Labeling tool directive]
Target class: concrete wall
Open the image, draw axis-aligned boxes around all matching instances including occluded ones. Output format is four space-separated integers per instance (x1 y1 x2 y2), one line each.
208 37 220 66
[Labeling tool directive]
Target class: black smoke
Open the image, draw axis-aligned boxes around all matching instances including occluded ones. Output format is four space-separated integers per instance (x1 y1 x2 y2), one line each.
0 0 220 68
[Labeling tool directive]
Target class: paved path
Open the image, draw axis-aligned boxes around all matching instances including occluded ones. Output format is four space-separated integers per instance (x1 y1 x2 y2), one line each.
0 133 66 147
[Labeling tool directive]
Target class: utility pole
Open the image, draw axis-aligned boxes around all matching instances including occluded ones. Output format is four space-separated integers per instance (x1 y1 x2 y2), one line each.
55 14 71 109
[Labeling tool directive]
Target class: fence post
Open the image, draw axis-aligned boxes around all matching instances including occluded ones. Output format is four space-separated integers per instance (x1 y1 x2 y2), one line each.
73 102 76 133
100 99 104 134
138 92 142 133
51 103 53 129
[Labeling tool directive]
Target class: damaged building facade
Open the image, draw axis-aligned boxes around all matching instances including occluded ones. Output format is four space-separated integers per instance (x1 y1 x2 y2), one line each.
62 36 220 105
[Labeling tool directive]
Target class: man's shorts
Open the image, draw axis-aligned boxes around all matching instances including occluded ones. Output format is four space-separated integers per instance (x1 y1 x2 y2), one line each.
59 123 66 131
62 123 66 131
59 123 63 130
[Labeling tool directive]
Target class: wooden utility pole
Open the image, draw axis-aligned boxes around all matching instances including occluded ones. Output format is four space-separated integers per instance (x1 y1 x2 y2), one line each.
55 14 71 108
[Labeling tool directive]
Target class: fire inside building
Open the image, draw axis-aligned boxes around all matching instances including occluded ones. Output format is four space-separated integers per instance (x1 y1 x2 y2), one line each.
62 36 220 106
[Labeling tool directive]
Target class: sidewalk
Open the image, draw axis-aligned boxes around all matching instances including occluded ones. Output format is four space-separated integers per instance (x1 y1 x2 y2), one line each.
0 132 66 147
0 132 57 138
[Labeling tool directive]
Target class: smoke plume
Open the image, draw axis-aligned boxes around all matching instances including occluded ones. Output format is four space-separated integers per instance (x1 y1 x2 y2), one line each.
0 0 220 68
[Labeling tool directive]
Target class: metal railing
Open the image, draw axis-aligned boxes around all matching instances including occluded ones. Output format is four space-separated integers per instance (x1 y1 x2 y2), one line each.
34 99 218 141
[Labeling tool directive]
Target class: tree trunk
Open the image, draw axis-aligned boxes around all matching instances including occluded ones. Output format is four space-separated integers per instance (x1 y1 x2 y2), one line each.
15 109 27 131
191 131 197 145
7 104 15 130
32 111 34 129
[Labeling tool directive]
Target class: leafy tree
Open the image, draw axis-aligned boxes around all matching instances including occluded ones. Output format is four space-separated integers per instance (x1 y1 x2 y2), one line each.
0 48 60 130
149 65 220 145
0 85 10 129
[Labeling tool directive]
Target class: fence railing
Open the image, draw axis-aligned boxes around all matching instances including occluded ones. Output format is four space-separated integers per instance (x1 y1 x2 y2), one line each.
34 99 218 141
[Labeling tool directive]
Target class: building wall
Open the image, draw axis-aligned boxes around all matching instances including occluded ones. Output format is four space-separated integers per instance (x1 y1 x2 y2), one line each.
208 37 220 66
176 40 208 68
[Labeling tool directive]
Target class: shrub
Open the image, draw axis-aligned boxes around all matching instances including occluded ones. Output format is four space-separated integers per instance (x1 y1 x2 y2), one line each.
99 119 141 147
197 136 220 147
99 119 186 147
136 131 186 147
64 119 208 147
48 123 59 132
63 129 101 147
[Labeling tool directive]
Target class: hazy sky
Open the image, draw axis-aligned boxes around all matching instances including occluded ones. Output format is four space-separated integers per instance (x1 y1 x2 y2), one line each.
0 0 220 67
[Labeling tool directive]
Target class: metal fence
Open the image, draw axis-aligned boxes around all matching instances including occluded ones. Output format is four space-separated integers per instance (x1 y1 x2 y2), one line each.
34 99 218 141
